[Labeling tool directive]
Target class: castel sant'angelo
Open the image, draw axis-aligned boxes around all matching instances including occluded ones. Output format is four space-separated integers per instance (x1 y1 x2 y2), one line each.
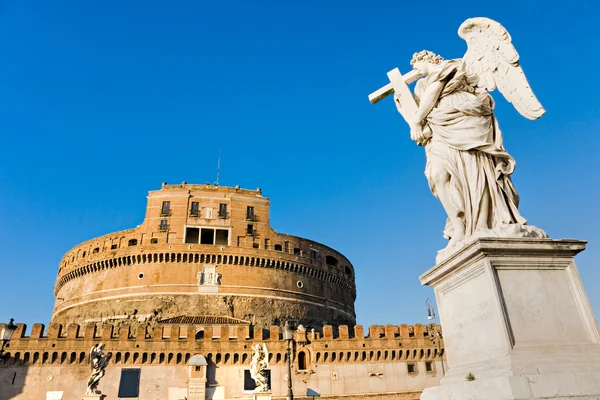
0 183 444 400
53 183 356 329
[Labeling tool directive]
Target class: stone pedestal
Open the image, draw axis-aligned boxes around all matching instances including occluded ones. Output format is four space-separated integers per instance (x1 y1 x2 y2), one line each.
253 391 272 400
419 238 600 400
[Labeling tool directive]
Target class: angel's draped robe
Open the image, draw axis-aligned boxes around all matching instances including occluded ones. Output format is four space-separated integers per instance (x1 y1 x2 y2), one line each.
416 59 527 239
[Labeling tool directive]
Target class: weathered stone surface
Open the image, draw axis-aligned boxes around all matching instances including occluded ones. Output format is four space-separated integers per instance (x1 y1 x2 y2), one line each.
420 238 600 400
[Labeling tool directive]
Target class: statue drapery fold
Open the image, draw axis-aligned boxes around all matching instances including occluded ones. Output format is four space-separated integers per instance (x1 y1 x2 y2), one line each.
418 60 526 240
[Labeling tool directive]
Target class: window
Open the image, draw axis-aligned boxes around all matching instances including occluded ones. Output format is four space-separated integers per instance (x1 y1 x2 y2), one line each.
185 227 229 246
425 361 433 372
345 266 352 276
159 220 169 231
82 251 86 257
128 239 138 247
93 247 99 254
195 330 204 340
190 201 199 217
219 203 228 218
293 248 301 256
246 224 254 236
264 238 270 250
246 206 255 221
284 241 289 253
150 238 158 244
244 369 270 391
274 244 282 252
161 201 171 216
117 368 141 398
215 229 228 245
298 351 307 370
310 250 318 260
253 243 260 249
407 363 416 374
326 255 339 266
111 244 117 250
185 228 200 244
201 229 215 244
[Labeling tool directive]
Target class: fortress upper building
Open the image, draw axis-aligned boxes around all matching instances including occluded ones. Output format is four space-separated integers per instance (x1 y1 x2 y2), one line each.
52 183 356 328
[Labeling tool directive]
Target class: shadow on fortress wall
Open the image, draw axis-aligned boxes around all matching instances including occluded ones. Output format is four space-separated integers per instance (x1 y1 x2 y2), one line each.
0 352 28 399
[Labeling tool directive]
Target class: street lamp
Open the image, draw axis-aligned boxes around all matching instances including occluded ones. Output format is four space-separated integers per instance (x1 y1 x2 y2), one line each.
0 318 17 357
426 299 445 376
282 321 295 400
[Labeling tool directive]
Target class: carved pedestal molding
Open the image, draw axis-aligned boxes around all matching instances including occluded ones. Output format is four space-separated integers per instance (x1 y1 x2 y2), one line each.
419 238 600 400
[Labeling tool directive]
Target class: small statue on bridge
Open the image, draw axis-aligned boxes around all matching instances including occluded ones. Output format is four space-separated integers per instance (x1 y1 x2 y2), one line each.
86 343 110 395
250 343 270 392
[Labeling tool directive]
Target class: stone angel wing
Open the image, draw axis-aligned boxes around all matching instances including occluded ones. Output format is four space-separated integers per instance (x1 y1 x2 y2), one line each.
89 345 97 370
262 343 269 369
458 17 545 120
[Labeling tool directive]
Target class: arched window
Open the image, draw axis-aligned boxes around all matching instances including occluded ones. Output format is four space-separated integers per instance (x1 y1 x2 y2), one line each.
128 239 138 246
325 255 339 266
298 351 307 370
274 244 283 251
195 330 204 340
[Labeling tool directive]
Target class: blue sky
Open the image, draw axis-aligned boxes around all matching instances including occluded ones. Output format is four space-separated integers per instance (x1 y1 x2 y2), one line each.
1 0 599 331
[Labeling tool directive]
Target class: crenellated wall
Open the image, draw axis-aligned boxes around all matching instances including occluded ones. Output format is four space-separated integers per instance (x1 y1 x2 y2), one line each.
0 322 444 399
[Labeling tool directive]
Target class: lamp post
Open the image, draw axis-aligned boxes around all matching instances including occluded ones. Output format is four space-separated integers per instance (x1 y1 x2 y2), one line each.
0 318 17 358
283 321 295 400
426 299 445 376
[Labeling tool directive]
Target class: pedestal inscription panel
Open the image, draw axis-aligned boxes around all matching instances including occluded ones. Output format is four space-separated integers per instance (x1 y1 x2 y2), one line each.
497 268 589 344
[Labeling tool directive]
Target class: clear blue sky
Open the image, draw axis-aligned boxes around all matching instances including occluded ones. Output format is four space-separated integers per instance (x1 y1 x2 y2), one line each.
1 0 599 331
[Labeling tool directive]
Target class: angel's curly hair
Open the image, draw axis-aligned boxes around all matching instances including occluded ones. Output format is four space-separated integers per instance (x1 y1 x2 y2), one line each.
410 50 444 66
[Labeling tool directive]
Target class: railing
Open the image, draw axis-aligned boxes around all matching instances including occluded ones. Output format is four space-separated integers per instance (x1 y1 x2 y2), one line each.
218 211 229 219
160 209 172 217
158 224 170 232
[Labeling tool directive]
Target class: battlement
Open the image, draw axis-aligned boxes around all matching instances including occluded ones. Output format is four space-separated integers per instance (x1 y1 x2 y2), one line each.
1 322 444 369
8 322 438 343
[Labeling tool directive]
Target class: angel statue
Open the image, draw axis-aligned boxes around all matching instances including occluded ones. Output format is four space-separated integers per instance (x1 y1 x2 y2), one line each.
249 343 270 392
86 343 110 395
370 17 547 261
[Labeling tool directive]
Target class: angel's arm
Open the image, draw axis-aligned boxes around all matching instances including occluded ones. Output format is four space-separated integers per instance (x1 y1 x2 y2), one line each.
413 80 445 125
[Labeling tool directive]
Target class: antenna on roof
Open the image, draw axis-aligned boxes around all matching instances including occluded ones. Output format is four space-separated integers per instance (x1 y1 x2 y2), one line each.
214 151 221 186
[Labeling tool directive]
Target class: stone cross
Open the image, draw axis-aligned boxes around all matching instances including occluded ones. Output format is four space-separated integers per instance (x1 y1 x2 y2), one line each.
368 68 422 122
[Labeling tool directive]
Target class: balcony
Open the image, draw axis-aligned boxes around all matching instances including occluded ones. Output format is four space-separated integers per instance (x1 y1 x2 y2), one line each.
158 224 170 232
218 211 229 219
160 209 172 217
190 209 200 217
246 214 257 222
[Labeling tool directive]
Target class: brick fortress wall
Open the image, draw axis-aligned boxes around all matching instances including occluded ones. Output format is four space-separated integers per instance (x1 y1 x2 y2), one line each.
0 322 444 399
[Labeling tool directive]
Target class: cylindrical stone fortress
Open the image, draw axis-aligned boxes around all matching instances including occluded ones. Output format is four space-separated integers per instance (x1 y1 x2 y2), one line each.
52 183 356 328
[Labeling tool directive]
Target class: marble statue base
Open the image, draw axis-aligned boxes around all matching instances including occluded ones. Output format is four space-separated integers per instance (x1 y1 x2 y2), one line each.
253 391 272 400
419 238 600 400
